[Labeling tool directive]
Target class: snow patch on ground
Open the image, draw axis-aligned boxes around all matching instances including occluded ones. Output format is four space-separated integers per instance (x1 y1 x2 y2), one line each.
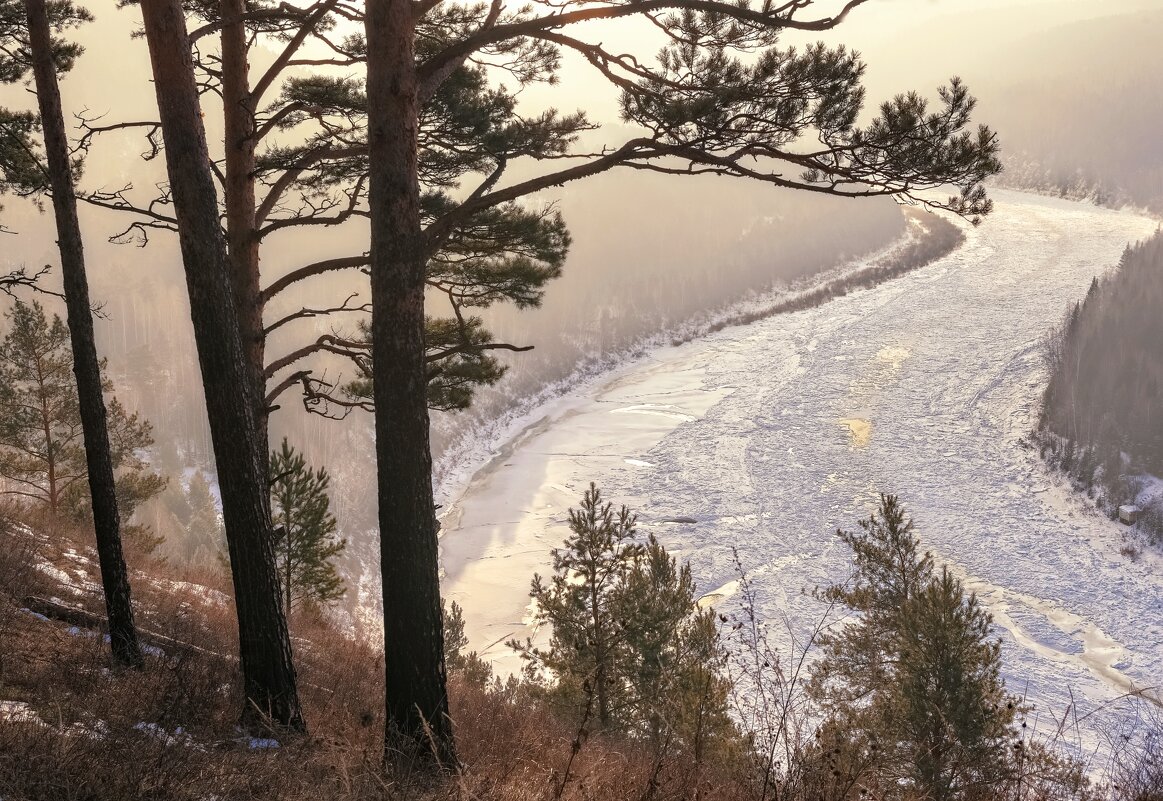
0 700 47 728
134 722 193 747
151 578 230 608
34 563 73 586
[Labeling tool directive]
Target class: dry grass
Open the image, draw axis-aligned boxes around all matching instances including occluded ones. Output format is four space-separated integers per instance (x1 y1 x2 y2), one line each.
0 514 760 801
3 511 1159 801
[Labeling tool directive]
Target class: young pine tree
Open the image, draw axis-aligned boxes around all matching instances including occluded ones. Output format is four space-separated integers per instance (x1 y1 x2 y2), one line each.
893 567 1015 801
617 535 735 754
442 600 494 688
180 470 225 568
0 300 166 537
512 483 642 729
269 439 346 612
0 300 83 516
513 483 736 757
810 494 934 709
808 494 1018 801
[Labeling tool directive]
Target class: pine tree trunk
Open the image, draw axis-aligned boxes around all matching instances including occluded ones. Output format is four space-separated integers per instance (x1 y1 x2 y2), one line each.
138 0 304 732
220 0 269 462
38 383 57 516
285 526 293 615
23 0 143 668
365 0 456 769
589 581 611 728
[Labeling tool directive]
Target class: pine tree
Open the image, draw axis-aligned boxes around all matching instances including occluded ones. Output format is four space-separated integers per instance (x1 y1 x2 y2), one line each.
810 494 934 709
269 438 346 612
0 300 167 535
514 484 736 756
442 599 493 688
808 495 1019 801
893 568 1015 801
139 0 304 732
181 470 224 568
512 483 642 729
617 535 736 756
105 398 168 525
0 300 83 516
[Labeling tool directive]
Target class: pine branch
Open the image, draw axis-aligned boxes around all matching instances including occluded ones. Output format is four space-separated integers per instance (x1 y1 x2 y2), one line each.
261 254 369 303
263 293 370 335
418 0 874 93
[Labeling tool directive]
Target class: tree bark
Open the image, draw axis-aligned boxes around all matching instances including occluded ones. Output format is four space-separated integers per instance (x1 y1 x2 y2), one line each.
138 0 304 732
220 0 269 455
365 0 456 769
23 0 143 669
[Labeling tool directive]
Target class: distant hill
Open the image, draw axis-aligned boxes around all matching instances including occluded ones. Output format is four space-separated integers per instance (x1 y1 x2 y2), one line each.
848 8 1163 211
976 12 1163 210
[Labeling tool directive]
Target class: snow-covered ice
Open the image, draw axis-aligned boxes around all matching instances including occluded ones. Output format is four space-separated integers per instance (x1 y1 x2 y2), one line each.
438 190 1161 751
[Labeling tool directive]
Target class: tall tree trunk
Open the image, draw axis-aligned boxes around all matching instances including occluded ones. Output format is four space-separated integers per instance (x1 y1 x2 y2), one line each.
285 528 292 615
365 0 456 769
23 0 143 668
138 0 304 733
220 0 269 457
37 377 58 516
588 579 610 728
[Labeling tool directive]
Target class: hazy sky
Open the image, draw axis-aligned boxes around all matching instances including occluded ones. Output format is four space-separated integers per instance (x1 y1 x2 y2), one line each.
516 0 1160 121
2 0 1157 177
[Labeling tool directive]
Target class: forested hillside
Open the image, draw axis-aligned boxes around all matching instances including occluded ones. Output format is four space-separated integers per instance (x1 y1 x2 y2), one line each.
1040 231 1163 529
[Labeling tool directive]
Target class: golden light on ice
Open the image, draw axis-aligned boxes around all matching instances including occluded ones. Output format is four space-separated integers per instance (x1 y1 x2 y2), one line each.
838 417 873 448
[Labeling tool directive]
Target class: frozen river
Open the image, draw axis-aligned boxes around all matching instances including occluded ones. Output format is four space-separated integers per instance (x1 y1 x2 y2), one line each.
437 190 1161 754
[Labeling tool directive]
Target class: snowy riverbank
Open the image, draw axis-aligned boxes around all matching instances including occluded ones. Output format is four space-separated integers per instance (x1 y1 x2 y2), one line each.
436 190 1161 759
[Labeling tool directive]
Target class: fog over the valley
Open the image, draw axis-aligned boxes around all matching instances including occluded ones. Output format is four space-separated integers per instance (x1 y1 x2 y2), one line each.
0 0 1159 563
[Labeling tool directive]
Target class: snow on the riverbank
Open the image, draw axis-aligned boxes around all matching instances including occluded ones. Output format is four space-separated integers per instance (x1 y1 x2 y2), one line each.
437 190 1161 756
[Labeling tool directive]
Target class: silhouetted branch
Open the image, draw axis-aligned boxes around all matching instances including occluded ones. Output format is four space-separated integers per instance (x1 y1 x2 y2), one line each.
74 111 163 160
264 332 368 379
0 264 64 299
264 292 370 335
261 254 369 303
418 0 874 90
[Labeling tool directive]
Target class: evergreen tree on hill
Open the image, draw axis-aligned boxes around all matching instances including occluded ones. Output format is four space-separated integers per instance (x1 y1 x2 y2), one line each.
0 300 167 546
269 438 346 612
810 493 934 708
512 483 642 730
618 536 736 756
894 567 1014 801
441 599 493 688
180 470 224 569
513 483 737 758
808 494 1018 801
